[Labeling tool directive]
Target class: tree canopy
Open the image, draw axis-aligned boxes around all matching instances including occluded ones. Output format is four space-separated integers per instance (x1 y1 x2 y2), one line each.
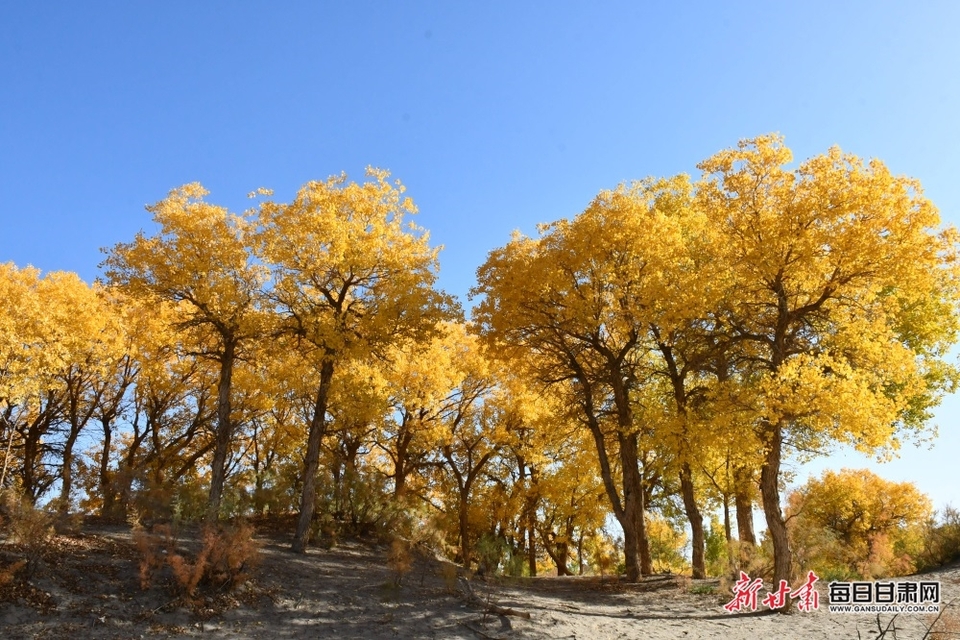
2 136 957 588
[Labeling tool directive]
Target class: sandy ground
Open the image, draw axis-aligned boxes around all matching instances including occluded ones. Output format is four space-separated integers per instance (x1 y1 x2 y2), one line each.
1 525 958 639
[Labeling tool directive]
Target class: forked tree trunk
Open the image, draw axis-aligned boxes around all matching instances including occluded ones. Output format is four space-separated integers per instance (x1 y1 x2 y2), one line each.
655 337 705 577
579 375 651 582
392 412 416 500
620 431 651 579
584 415 650 580
22 401 55 504
554 541 570 576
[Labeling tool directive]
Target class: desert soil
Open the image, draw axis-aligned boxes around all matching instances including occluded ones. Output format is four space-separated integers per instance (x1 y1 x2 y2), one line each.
1 524 958 639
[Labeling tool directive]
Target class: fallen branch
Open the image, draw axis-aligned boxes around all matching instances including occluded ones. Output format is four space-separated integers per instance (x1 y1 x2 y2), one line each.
875 613 899 639
484 602 532 620
921 597 959 640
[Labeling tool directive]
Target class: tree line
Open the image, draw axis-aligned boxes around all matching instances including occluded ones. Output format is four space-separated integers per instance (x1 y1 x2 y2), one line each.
1 136 957 601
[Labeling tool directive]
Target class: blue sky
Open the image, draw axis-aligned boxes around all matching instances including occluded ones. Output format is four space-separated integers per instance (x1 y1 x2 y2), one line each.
2 2 959 513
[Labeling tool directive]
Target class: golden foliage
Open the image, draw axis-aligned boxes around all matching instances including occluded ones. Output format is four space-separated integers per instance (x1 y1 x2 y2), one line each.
786 468 932 579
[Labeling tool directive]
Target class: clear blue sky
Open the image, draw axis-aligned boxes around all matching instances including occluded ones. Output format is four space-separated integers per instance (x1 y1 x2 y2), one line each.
2 2 958 513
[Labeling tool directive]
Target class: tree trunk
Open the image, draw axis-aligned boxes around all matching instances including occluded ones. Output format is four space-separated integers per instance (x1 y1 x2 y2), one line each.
759 422 791 608
527 524 537 576
577 532 584 575
540 529 571 576
22 401 54 504
331 461 343 518
292 358 335 553
392 417 412 499
579 374 649 581
723 495 732 542
680 463 706 578
450 451 494 570
585 416 647 581
458 495 471 570
638 505 652 575
522 462 537 576
393 473 406 500
58 427 81 513
343 438 362 523
112 416 147 520
254 470 266 515
0 421 14 490
99 416 116 518
555 541 570 576
734 466 757 545
620 432 651 579
206 336 237 522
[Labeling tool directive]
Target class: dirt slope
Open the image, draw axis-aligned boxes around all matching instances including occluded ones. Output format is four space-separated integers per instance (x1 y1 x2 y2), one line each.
1 525 957 639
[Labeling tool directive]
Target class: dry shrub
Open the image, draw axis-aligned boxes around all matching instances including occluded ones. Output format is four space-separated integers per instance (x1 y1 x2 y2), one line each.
926 601 960 639
407 513 455 560
134 521 260 602
1 491 54 577
133 522 177 589
53 511 84 536
0 559 27 588
201 521 260 591
387 539 412 586
315 511 339 550
42 497 83 535
5 498 53 547
719 540 773 597
594 544 618 578
918 506 960 572
166 547 207 599
439 561 459 594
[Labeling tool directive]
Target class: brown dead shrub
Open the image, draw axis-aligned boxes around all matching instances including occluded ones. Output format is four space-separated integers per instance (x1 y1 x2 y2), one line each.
201 521 260 591
133 520 260 603
0 559 27 589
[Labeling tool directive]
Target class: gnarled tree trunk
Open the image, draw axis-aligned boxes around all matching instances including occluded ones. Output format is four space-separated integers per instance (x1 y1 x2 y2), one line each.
759 422 791 609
